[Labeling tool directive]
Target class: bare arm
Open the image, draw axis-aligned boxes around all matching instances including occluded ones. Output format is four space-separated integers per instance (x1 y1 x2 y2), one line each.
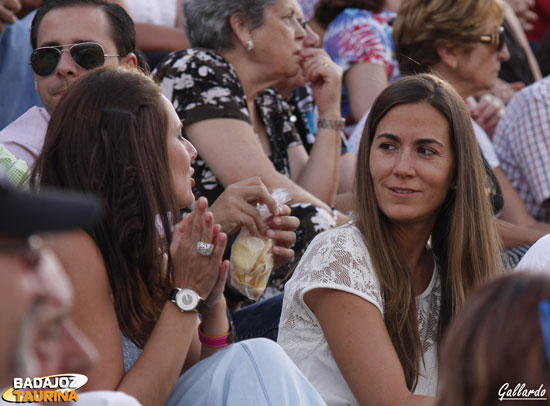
494 167 550 247
134 24 190 53
504 1 542 81
304 288 435 406
333 151 356 212
346 62 388 123
288 48 344 203
46 200 229 406
185 118 336 214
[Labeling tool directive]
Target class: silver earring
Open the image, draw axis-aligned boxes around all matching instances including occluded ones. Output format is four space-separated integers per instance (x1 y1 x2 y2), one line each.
247 40 254 51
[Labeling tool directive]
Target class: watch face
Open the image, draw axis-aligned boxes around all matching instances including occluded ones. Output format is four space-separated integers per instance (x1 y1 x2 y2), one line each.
175 288 199 312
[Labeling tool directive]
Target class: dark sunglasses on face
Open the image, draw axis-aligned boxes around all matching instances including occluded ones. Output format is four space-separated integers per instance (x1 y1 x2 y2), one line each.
478 26 506 52
30 42 120 77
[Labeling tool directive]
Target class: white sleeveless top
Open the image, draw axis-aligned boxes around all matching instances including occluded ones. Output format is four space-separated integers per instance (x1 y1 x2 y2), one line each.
278 223 440 405
125 0 178 27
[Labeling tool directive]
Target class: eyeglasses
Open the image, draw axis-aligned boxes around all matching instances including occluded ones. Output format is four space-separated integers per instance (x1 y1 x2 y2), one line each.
478 26 506 52
31 42 120 77
0 235 43 268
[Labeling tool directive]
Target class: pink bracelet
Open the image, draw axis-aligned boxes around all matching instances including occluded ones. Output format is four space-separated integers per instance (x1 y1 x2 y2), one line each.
198 323 232 348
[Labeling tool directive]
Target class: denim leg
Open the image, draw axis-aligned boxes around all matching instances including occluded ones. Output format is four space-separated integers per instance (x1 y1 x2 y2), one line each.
231 293 283 341
166 338 326 406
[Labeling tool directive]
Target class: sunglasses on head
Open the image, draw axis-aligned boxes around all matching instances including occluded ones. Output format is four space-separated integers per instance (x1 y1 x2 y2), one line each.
30 42 120 77
478 26 506 52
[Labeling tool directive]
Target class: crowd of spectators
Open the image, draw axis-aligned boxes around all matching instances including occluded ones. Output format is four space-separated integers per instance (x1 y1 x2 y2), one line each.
1 0 550 405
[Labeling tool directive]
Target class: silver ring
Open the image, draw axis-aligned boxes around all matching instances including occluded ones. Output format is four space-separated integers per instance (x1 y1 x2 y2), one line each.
196 241 214 256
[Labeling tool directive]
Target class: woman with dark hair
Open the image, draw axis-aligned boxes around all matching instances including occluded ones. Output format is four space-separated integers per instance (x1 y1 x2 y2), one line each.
314 0 401 133
31 65 324 406
154 0 349 297
388 0 550 268
278 73 502 405
437 271 550 406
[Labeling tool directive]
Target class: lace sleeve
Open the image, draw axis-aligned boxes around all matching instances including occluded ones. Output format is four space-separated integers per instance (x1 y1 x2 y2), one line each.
289 223 384 315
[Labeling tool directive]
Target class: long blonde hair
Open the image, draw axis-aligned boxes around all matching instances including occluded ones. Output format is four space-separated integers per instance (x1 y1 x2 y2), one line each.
354 74 502 389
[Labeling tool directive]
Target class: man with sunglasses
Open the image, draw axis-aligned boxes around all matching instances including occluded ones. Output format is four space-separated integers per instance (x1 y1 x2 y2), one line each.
0 0 137 169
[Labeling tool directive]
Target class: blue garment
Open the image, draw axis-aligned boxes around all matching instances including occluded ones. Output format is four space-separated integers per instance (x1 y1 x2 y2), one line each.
167 339 326 406
0 11 43 130
324 8 399 125
232 293 284 341
122 335 325 405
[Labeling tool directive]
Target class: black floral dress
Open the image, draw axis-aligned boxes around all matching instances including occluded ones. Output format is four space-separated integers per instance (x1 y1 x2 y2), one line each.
154 48 335 299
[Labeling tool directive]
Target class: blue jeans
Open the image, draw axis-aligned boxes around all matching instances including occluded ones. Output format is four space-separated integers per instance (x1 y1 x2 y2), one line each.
232 293 283 342
166 338 326 405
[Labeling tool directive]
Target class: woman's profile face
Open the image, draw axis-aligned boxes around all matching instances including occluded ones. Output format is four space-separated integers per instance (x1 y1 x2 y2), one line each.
250 0 306 79
449 18 510 97
369 102 455 228
163 95 198 208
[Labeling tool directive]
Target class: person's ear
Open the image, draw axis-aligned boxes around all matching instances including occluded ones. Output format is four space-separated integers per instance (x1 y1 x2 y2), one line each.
229 12 253 50
437 45 459 70
121 52 138 68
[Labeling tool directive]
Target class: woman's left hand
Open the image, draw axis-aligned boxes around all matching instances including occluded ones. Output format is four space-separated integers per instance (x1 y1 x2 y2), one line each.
299 47 343 117
265 204 299 269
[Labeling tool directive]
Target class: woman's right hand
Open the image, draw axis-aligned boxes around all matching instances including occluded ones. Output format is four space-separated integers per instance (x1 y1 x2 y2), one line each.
209 177 280 238
169 197 227 298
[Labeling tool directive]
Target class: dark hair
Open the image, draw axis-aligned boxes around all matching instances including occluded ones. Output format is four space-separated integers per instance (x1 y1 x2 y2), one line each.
354 73 502 389
314 0 384 29
31 0 136 57
32 66 180 347
438 271 550 406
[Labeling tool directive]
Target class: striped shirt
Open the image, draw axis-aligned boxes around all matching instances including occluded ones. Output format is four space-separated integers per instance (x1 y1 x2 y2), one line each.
493 76 550 222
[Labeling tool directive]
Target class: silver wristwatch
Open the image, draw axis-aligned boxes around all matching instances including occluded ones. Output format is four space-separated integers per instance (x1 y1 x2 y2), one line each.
169 288 210 316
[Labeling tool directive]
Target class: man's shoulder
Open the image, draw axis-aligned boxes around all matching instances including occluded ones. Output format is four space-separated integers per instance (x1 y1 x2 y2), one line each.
0 107 50 168
514 76 550 106
0 107 50 137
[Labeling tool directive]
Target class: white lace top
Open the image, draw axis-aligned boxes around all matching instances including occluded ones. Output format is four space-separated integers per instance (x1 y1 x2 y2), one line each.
278 223 441 406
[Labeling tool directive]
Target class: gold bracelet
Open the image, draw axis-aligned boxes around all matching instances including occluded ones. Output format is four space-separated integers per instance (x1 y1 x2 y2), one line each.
318 117 345 131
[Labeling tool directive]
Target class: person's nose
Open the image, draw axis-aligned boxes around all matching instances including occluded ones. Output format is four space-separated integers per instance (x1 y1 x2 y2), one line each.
56 49 80 77
295 19 306 41
303 23 320 48
498 43 510 62
184 138 198 161
392 150 415 177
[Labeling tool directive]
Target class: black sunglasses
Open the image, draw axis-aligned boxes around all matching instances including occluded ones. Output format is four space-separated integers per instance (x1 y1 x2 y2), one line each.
478 26 506 52
30 42 120 77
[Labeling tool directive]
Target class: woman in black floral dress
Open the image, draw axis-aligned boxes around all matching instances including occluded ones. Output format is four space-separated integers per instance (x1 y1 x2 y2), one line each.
154 0 348 298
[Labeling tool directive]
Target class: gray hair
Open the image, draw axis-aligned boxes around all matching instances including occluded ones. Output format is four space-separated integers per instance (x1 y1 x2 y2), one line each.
183 0 277 51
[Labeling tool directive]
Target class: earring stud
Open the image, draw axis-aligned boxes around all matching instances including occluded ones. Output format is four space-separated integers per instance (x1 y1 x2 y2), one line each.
247 40 254 51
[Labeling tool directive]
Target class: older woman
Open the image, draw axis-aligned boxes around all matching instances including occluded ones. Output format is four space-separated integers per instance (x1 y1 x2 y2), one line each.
154 0 348 296
350 0 550 267
278 74 502 405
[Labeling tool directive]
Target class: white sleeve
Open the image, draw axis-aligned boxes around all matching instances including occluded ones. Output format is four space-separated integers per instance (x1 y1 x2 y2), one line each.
472 119 500 168
289 224 384 314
